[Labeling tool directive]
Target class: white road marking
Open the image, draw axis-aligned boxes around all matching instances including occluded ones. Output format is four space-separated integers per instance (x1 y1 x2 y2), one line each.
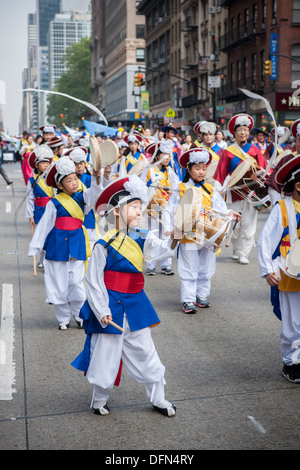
0 284 15 400
247 415 266 434
5 201 11 213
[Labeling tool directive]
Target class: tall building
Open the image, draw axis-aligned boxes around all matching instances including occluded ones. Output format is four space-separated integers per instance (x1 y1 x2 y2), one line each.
91 0 146 127
36 0 62 126
138 0 172 129
20 13 39 134
91 0 106 115
219 0 300 129
48 11 92 89
105 0 146 126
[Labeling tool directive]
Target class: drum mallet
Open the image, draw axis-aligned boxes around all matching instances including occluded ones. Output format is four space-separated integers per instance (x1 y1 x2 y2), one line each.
225 212 241 247
108 320 125 333
31 225 37 276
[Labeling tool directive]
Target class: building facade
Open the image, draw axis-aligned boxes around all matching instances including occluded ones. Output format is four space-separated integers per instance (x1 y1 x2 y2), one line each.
220 0 300 129
48 11 92 89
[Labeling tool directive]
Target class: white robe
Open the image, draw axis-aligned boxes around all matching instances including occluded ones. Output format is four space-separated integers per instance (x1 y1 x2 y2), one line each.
257 198 300 365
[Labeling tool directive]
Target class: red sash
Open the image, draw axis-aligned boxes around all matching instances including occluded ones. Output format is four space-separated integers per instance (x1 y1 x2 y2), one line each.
104 270 144 293
55 217 83 230
35 197 51 207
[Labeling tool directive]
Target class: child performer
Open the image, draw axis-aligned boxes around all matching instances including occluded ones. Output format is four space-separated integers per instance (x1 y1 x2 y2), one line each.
28 156 102 330
26 145 54 268
118 133 148 173
72 175 180 416
163 148 241 313
66 146 111 247
257 154 300 383
141 139 179 275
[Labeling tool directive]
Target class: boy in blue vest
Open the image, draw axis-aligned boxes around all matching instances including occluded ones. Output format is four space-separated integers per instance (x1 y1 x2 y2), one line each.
72 175 180 416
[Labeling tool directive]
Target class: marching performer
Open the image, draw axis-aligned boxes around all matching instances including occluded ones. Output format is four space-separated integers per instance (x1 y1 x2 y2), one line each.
28 156 102 330
252 126 269 155
66 146 109 247
192 121 224 160
39 125 57 144
262 121 300 207
118 133 147 173
71 175 180 416
141 139 179 275
265 125 293 160
163 147 241 313
161 123 182 180
46 136 64 161
26 144 54 268
213 113 267 265
257 154 300 383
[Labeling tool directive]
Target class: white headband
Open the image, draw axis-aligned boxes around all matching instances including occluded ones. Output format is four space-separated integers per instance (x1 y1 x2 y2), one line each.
189 150 210 165
54 156 76 183
69 148 87 163
123 174 148 204
43 126 55 133
297 123 300 136
159 139 174 154
234 116 251 128
200 122 217 135
34 144 53 164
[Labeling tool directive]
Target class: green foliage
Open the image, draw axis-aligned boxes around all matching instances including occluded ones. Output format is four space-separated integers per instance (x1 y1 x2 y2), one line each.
47 37 91 128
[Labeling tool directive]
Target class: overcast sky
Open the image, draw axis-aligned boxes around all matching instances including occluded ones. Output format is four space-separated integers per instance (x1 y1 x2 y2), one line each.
0 0 91 135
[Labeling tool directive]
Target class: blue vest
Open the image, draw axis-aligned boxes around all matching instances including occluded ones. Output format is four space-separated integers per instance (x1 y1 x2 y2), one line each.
71 229 161 373
29 176 52 224
43 192 87 261
78 173 96 230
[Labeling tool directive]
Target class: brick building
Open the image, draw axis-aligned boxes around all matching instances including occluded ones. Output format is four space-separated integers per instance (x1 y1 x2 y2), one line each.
220 0 300 129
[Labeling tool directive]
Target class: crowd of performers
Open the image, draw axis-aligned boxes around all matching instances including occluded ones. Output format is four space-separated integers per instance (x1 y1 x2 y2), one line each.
16 114 300 416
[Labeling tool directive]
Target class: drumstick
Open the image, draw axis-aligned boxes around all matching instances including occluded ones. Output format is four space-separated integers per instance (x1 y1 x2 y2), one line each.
225 212 241 247
108 319 125 333
31 225 37 276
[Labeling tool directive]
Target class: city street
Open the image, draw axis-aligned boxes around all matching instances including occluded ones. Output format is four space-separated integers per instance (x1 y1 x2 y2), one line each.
0 161 299 452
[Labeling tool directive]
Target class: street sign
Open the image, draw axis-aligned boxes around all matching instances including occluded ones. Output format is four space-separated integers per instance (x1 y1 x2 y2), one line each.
166 108 176 118
208 76 221 88
270 33 278 80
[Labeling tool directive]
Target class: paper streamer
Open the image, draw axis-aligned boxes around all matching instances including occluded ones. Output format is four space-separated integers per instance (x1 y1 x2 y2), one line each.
238 88 278 175
21 88 108 127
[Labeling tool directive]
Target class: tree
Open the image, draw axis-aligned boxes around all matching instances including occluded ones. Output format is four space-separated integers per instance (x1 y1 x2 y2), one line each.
47 37 92 128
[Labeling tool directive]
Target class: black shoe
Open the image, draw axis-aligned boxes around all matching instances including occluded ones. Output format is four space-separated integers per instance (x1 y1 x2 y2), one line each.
282 363 300 383
6 181 13 185
195 296 210 308
153 403 176 417
161 266 174 275
182 302 197 314
92 404 110 415
146 268 156 276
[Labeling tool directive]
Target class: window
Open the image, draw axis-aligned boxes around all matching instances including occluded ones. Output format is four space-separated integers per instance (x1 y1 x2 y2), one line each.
291 44 300 82
136 25 145 39
136 48 145 62
251 53 257 87
293 0 300 22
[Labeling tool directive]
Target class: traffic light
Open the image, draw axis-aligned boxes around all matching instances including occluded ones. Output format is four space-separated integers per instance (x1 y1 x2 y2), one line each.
134 72 145 87
264 60 272 76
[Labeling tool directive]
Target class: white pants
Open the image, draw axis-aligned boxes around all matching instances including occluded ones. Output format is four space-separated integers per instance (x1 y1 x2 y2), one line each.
44 258 86 325
227 199 258 258
86 316 168 408
143 215 172 269
178 243 216 302
279 290 300 365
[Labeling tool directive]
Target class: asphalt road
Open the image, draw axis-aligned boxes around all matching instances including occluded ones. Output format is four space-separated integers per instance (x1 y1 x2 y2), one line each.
0 161 299 452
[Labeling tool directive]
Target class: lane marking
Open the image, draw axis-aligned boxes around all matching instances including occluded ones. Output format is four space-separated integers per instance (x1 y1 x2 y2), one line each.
5 201 11 213
0 284 15 400
247 415 266 434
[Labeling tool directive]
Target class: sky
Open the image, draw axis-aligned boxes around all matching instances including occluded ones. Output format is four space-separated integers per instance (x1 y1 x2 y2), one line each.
0 0 36 135
0 0 91 136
